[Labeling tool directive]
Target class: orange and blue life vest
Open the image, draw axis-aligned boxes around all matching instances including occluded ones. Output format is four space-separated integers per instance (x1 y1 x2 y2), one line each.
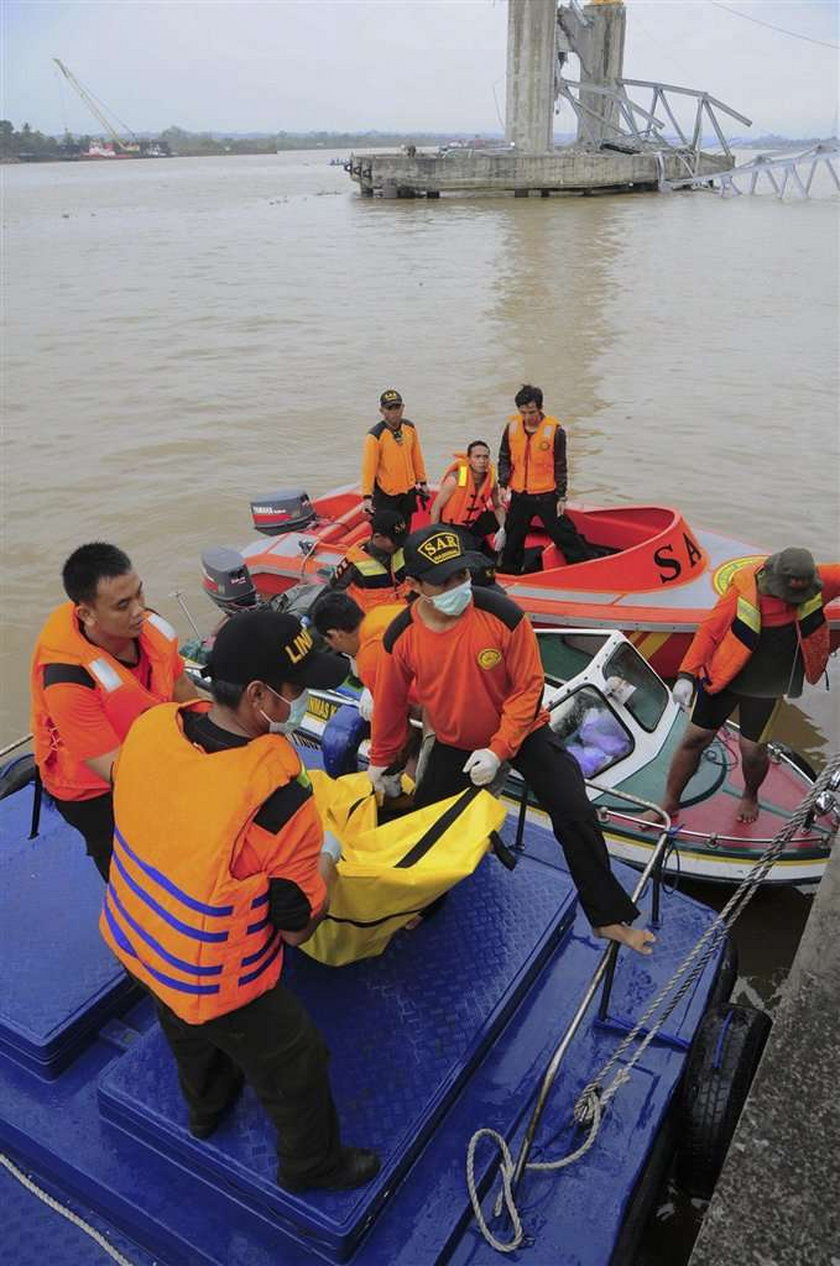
100 702 317 1024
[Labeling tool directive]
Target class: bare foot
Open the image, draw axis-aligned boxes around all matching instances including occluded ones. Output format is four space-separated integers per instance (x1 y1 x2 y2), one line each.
737 795 759 824
595 923 657 956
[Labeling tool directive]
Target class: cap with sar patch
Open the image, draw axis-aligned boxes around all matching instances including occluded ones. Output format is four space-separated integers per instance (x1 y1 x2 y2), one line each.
402 525 487 583
379 389 403 407
207 609 348 691
759 548 822 605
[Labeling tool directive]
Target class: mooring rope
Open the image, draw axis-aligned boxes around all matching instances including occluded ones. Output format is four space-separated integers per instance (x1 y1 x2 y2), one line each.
466 753 840 1252
0 1152 137 1266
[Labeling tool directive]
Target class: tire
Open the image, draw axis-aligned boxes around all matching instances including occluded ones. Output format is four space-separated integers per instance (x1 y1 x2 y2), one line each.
675 1003 771 1199
0 754 37 801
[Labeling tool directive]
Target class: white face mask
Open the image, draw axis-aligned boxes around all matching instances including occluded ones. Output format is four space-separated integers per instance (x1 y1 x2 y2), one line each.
428 578 472 617
260 684 310 735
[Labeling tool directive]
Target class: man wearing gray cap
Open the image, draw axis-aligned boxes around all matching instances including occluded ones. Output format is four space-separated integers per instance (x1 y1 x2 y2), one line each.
655 549 840 823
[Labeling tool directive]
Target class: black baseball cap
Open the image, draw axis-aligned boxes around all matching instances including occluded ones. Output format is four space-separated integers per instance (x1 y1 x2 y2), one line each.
380 389 403 407
207 610 348 690
370 508 407 539
402 526 486 583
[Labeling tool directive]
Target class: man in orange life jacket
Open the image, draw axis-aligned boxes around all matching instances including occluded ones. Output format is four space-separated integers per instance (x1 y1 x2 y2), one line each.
367 526 656 956
430 440 506 551
497 384 607 574
330 509 409 614
30 543 198 880
100 609 381 1192
311 590 407 723
654 549 840 824
361 388 429 530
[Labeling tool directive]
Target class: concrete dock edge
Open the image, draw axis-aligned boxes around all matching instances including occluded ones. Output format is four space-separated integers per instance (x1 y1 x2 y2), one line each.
689 832 840 1266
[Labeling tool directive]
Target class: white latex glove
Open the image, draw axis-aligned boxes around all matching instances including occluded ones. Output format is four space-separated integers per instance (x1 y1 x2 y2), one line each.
492 527 506 553
382 772 403 799
358 687 374 721
463 749 501 787
320 831 342 863
367 764 388 796
672 678 694 711
556 498 567 517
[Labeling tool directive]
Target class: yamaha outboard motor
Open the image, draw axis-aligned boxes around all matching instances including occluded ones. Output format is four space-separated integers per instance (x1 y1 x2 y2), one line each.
250 488 316 537
201 546 259 615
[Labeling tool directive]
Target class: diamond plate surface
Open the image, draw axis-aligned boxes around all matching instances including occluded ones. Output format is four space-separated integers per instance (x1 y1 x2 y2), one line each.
0 793 137 1076
99 851 577 1258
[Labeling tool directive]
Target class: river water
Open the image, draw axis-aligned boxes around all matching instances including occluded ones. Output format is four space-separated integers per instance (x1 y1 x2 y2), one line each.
3 149 839 1255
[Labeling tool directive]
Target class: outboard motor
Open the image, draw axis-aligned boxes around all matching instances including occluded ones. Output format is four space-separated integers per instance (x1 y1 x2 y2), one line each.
201 546 259 615
250 488 316 537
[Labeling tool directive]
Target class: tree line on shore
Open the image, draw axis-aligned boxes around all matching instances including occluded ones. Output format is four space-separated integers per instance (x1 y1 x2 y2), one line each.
1 120 475 161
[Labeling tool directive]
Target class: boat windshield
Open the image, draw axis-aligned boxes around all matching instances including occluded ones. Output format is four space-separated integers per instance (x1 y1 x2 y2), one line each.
602 642 669 732
537 631 611 685
549 685 634 779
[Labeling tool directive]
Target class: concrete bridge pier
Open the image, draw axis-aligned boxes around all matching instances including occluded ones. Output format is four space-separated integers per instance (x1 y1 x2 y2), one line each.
505 0 557 153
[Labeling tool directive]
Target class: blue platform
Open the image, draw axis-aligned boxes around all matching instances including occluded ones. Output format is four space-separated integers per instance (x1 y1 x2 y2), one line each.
0 784 726 1266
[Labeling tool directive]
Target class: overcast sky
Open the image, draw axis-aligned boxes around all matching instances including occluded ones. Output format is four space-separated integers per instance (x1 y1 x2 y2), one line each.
4 1 838 139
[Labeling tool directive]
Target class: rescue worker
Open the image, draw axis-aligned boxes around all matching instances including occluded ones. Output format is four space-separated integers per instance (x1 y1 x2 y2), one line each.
100 609 381 1192
361 388 429 529
367 526 656 956
330 509 409 614
651 549 840 824
30 542 198 880
311 591 422 794
497 384 606 573
311 590 405 721
430 440 506 551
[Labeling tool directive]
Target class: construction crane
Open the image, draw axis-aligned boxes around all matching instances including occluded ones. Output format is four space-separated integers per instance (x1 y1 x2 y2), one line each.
52 58 139 153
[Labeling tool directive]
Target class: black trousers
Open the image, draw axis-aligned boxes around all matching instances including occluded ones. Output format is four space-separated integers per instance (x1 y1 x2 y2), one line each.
372 485 418 531
53 792 114 881
413 726 638 928
154 980 343 1184
500 492 602 572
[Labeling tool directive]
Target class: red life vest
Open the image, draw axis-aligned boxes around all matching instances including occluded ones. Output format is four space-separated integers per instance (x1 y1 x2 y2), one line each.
31 602 180 801
438 454 497 527
697 564 830 694
100 702 316 1024
504 414 560 495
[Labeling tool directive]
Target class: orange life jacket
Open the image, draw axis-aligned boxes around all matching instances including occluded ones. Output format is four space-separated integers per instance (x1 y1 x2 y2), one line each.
439 454 497 527
340 542 407 613
31 602 180 801
505 414 560 495
698 564 830 694
100 702 313 1024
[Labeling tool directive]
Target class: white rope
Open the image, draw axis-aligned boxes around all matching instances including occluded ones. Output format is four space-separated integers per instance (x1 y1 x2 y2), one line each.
0 1152 137 1266
467 753 840 1253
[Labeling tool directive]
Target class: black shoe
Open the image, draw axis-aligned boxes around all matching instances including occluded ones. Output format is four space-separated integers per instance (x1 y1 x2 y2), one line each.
278 1147 381 1193
188 1073 245 1140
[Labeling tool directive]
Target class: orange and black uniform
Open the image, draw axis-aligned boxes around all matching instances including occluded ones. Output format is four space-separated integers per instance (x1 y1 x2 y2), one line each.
101 701 343 1185
370 589 638 927
30 602 184 878
498 413 602 572
680 562 840 742
361 419 427 528
331 541 407 614
354 603 408 695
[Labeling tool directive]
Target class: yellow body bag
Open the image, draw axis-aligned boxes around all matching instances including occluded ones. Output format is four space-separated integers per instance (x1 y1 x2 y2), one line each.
304 771 507 967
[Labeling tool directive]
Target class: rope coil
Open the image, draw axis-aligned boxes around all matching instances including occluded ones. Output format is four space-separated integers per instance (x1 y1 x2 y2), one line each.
467 754 840 1252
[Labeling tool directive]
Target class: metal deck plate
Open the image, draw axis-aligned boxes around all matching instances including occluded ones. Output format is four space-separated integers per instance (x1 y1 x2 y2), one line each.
0 795 137 1078
98 852 577 1261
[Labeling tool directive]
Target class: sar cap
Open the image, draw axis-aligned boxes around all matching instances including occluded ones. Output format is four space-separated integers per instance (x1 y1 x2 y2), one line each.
379 388 403 407
402 525 486 583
